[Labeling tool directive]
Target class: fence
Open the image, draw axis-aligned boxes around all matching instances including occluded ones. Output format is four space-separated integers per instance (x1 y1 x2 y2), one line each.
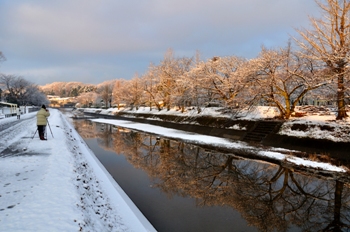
0 106 40 118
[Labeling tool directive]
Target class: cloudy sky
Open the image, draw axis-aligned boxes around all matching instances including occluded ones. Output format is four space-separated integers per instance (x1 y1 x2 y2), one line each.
0 0 320 85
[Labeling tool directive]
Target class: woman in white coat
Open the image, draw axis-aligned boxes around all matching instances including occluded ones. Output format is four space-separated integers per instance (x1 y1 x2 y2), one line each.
36 105 50 140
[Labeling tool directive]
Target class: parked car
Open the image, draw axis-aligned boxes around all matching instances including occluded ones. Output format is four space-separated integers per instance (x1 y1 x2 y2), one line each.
0 113 5 119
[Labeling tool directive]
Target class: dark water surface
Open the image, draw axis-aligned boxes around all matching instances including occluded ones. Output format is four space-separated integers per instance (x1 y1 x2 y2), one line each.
73 120 350 232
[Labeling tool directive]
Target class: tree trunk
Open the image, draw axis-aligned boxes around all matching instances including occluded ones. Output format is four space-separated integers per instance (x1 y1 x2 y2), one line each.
336 74 348 120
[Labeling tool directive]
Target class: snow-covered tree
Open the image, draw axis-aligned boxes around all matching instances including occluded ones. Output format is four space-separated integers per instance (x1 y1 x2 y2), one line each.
295 0 350 119
143 65 162 111
252 43 327 119
154 49 188 111
0 74 49 106
183 52 209 113
193 56 256 114
97 81 115 108
25 85 50 106
171 57 194 112
76 92 99 107
112 79 127 109
123 74 144 110
40 82 96 97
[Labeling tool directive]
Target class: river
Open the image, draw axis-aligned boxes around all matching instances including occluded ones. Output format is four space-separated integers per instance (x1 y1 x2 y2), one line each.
72 119 350 232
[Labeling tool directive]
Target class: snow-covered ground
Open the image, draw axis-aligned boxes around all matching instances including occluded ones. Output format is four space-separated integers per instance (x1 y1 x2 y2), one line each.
0 106 349 231
84 105 350 142
0 109 155 232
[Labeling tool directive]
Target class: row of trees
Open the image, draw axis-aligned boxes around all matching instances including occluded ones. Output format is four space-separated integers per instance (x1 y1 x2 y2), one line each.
0 74 49 106
75 0 350 120
77 41 346 119
42 82 97 98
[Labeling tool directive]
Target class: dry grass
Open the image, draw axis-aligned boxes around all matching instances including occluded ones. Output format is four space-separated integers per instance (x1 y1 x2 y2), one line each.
307 153 331 163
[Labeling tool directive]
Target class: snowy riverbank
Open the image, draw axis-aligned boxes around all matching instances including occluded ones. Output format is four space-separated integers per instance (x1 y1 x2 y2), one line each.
0 109 156 232
83 105 350 143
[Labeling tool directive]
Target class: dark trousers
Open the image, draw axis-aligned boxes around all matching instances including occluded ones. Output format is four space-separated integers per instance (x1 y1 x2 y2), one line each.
38 125 46 139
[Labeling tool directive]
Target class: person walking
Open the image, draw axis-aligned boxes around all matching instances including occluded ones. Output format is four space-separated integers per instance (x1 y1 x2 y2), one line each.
36 105 50 140
16 107 21 119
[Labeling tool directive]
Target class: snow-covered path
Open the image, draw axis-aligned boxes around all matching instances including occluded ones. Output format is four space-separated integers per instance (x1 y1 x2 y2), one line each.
0 109 156 232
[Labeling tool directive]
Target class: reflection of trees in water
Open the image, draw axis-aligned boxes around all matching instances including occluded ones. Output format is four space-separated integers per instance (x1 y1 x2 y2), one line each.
73 120 97 138
75 120 350 232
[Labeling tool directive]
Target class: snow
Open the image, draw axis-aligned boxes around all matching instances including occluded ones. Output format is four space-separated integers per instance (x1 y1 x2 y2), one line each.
84 105 350 142
0 109 156 232
279 113 350 142
0 105 349 231
91 118 347 173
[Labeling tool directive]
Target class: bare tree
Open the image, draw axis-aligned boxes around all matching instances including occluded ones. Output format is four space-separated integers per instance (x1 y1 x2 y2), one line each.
112 79 126 110
185 51 210 113
172 57 194 112
143 65 162 111
154 49 186 111
76 92 98 107
193 56 256 115
1 74 30 104
0 74 49 106
295 0 350 119
253 43 327 119
122 74 144 110
97 81 115 108
25 86 50 106
186 54 222 113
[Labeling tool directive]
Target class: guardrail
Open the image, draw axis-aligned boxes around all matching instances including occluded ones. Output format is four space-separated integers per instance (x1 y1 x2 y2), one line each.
1 107 40 118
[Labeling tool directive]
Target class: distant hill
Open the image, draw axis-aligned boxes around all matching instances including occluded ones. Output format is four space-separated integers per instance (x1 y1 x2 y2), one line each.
40 82 97 97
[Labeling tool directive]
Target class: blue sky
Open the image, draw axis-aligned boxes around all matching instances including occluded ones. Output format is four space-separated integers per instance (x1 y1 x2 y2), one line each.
0 0 320 85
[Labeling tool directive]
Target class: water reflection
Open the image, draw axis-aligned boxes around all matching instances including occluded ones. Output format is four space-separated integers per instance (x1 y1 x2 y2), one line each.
74 120 350 232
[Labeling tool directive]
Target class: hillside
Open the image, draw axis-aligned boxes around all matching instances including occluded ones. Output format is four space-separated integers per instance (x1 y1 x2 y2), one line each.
40 81 96 97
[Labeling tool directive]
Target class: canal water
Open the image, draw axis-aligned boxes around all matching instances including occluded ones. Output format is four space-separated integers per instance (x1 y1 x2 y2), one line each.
73 120 350 232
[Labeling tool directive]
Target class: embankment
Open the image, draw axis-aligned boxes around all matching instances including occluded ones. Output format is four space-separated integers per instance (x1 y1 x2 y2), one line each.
83 111 350 163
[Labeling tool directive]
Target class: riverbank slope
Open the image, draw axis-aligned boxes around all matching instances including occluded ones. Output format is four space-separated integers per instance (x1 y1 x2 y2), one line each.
80 105 350 163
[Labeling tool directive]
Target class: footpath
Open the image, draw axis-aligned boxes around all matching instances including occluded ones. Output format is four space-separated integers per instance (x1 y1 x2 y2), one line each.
0 109 156 232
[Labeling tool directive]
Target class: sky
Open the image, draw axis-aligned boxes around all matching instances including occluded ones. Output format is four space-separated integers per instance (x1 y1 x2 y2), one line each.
0 0 320 85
